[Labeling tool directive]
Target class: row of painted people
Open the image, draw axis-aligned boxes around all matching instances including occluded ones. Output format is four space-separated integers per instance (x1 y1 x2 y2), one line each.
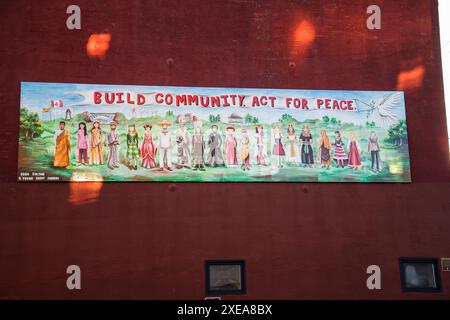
53 120 382 172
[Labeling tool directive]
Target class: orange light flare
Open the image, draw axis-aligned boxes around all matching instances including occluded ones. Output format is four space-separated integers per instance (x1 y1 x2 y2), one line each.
292 20 316 56
86 33 111 60
69 172 104 205
396 65 426 91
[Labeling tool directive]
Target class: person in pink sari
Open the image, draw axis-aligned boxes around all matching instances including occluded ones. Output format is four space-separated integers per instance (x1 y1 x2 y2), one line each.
140 124 157 168
225 126 238 166
76 122 88 165
347 132 361 170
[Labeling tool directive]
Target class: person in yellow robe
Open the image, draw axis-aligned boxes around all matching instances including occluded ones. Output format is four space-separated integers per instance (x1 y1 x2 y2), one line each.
90 121 104 165
53 121 71 167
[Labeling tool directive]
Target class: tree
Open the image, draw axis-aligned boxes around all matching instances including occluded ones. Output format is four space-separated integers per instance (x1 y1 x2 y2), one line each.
387 120 407 146
165 110 175 121
331 117 337 125
20 108 44 140
209 114 216 123
280 113 294 123
244 113 259 124
322 116 330 124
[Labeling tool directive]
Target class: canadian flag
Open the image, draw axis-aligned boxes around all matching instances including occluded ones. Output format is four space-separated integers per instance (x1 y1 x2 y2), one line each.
50 100 63 108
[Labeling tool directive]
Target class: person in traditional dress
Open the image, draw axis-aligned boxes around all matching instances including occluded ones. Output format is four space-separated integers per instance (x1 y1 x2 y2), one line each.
53 121 71 167
347 132 362 170
89 121 104 165
140 124 157 169
319 129 332 169
176 119 191 169
126 124 139 170
76 122 88 165
240 128 251 171
285 124 300 165
272 124 285 168
105 121 120 170
368 131 381 172
225 125 238 166
206 125 225 167
300 125 314 167
157 120 173 171
255 125 267 166
192 122 205 171
332 131 348 168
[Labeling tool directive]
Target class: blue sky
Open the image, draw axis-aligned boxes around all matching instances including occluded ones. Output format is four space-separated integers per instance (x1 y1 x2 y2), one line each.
21 82 407 126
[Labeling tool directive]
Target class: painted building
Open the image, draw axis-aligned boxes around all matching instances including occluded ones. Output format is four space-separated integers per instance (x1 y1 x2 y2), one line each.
0 0 449 299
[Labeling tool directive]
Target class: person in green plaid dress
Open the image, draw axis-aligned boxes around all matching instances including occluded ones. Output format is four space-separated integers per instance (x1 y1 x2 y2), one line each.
127 124 139 170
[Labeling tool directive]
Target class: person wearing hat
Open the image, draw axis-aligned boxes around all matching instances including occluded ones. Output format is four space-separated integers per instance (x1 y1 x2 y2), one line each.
225 125 238 166
157 120 173 171
206 124 224 167
105 121 120 170
127 124 139 170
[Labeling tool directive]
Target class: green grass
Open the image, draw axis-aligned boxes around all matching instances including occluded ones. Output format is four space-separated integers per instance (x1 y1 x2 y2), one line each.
17 117 412 183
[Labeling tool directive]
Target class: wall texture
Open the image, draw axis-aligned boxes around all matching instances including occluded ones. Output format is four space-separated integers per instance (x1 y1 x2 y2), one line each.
0 0 449 299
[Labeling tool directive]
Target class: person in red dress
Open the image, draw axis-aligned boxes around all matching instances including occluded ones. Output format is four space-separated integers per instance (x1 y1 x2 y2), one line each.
140 124 157 168
347 132 361 170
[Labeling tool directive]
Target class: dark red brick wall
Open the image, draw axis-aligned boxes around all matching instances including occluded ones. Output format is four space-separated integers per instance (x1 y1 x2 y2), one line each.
0 0 449 299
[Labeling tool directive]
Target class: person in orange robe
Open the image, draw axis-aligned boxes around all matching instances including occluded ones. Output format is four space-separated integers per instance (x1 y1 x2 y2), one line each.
53 121 71 167
90 121 104 165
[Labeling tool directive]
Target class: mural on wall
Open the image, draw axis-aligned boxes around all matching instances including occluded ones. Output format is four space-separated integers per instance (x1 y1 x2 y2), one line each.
18 82 411 182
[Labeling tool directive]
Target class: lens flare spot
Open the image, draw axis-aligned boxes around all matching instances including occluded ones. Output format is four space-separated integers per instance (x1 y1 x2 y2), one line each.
294 20 316 48
69 172 103 205
86 34 111 59
396 65 426 91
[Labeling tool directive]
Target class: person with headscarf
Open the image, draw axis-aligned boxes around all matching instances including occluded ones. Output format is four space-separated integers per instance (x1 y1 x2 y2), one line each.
319 129 332 169
347 132 361 170
300 125 314 167
272 124 285 168
285 124 300 165
332 131 348 168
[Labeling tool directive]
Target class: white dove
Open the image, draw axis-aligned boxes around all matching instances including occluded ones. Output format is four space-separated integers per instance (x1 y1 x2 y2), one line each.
366 92 403 127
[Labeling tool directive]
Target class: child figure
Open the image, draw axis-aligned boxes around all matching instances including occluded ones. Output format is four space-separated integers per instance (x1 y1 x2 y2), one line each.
300 125 314 167
255 125 267 166
347 132 361 170
272 124 285 168
319 129 332 169
192 122 205 171
76 122 88 165
332 131 348 168
140 124 157 168
240 128 251 171
127 124 139 170
225 126 238 166
285 124 300 165
90 121 103 165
